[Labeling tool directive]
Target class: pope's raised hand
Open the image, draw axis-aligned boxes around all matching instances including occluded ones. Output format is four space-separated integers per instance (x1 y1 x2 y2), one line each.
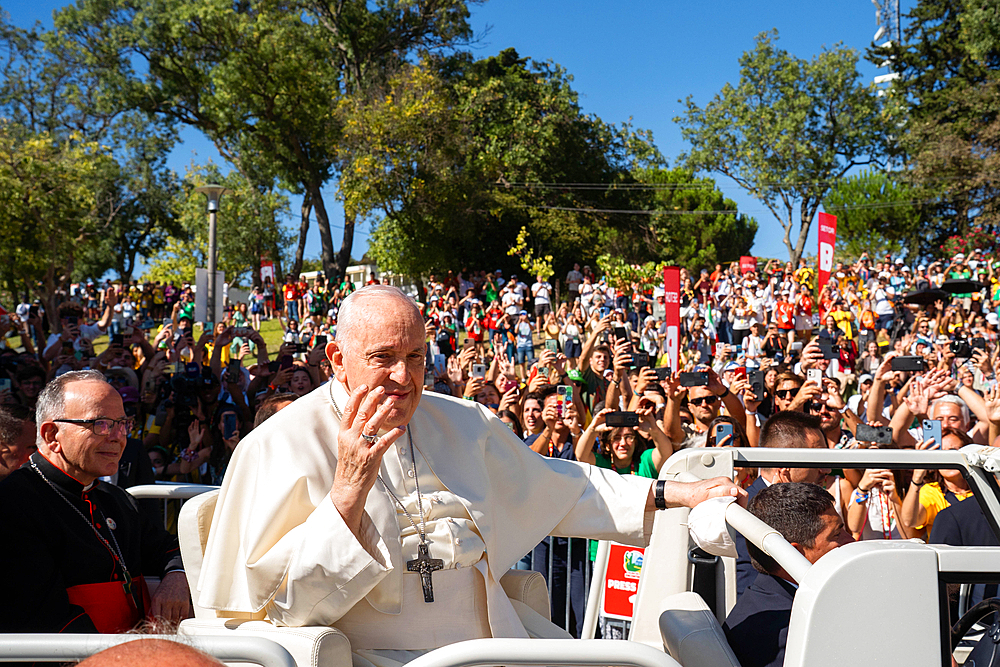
331 384 407 536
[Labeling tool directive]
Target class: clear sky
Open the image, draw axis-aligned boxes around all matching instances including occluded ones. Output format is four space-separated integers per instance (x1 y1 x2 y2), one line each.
7 0 906 270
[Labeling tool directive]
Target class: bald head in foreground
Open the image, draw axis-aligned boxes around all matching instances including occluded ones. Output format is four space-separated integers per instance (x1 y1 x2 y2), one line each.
77 639 222 667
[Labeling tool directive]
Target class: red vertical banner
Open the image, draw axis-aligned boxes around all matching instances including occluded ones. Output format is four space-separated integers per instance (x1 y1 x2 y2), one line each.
663 266 680 372
739 256 756 274
817 212 837 293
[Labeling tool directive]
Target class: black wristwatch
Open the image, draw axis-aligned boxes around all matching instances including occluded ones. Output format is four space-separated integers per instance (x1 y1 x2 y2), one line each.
718 386 731 399
654 480 667 510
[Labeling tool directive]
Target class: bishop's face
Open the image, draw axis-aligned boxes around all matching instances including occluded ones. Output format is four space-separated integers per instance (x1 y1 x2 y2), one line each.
328 297 427 430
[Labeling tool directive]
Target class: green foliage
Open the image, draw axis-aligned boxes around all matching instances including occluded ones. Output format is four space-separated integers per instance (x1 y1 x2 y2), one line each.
676 30 885 267
603 167 757 272
874 0 1000 258
339 50 667 279
507 227 554 282
596 256 666 292
821 170 921 260
143 164 292 287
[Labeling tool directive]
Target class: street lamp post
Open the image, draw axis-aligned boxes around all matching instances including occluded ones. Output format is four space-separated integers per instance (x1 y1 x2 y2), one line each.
194 184 233 329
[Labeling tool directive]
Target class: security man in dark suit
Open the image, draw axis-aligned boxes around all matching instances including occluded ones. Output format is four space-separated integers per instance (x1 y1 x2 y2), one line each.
724 483 852 667
733 412 831 598
930 496 1000 617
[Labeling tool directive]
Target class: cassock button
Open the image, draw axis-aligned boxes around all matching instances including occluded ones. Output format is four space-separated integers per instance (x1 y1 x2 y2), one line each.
456 563 462 569
455 538 462 546
400 447 407 455
407 469 415 478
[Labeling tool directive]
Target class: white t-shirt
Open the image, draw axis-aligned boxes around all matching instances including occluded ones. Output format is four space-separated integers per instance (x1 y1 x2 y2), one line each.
531 282 552 305
567 270 583 291
501 290 520 316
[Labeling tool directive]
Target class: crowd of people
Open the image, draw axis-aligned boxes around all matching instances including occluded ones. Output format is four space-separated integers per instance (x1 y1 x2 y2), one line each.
1 246 999 647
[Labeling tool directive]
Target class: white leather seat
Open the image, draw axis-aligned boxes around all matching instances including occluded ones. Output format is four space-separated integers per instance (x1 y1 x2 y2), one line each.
658 592 741 667
177 488 553 666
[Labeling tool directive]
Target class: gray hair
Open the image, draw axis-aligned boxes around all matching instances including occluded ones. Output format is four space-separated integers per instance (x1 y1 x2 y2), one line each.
335 285 422 352
930 394 970 428
36 369 106 444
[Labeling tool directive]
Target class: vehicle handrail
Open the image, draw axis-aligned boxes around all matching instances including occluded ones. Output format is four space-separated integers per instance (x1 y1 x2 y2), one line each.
0 633 294 667
724 503 812 584
127 483 219 499
405 638 682 667
723 447 971 469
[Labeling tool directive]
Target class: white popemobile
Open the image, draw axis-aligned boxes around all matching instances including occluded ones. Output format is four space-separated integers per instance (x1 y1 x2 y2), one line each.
3 445 1000 667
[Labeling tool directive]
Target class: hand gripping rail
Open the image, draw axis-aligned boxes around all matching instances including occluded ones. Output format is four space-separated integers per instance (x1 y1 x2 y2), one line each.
0 633 294 667
405 638 682 667
127 483 219 499
724 502 812 585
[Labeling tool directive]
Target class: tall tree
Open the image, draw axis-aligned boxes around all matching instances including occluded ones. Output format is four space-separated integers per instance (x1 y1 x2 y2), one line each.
55 0 477 284
821 170 921 260
338 50 666 279
874 0 1000 255
144 164 292 288
676 30 886 266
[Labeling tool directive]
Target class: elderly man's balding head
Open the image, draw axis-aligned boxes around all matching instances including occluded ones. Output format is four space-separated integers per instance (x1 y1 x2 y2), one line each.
77 639 222 667
334 285 423 352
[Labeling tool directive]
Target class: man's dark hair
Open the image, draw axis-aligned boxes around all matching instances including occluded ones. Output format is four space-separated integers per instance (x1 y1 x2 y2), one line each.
759 411 822 449
534 385 557 403
253 392 298 429
747 482 834 575
57 301 84 318
0 403 34 446
592 344 611 358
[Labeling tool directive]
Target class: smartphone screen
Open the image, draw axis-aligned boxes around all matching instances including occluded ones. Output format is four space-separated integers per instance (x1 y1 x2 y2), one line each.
679 371 709 387
314 335 328 348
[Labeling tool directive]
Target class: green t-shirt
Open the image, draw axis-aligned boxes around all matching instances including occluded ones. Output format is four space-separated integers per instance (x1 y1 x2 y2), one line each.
590 447 657 559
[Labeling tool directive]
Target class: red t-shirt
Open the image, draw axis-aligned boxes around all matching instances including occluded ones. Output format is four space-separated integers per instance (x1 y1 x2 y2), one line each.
775 301 795 328
465 315 483 341
795 295 814 317
282 284 298 301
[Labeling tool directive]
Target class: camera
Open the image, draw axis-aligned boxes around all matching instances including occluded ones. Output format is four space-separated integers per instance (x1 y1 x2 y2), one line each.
949 337 973 358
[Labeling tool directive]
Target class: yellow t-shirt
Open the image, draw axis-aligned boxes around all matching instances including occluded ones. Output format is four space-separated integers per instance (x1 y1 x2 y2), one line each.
831 309 855 340
917 482 973 533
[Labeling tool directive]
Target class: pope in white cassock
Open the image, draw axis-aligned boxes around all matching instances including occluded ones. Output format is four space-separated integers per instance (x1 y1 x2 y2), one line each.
198 286 742 665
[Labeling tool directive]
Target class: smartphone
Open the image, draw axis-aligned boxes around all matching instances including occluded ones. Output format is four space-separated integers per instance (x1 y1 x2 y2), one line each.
789 341 803 352
433 353 446 376
544 339 559 353
110 333 124 347
279 355 294 370
162 318 172 327
268 360 280 374
556 384 572 417
653 367 671 381
613 325 628 342
28 305 38 318
679 371 709 387
472 363 487 379
232 327 255 338
314 334 328 349
222 412 239 440
0 378 10 392
856 423 893 445
61 342 75 355
424 369 435 386
748 368 765 402
713 422 734 447
630 351 650 369
605 411 640 427
225 359 242 384
64 316 78 327
891 356 926 372
807 368 823 385
164 361 178 375
921 419 943 449
971 337 987 351
732 366 747 381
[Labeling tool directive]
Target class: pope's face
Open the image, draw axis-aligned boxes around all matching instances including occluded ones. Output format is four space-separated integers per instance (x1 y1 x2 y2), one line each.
328 296 426 430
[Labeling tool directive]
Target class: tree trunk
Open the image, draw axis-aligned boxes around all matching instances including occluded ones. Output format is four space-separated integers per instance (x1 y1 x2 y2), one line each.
335 208 357 285
308 181 343 284
291 193 312 279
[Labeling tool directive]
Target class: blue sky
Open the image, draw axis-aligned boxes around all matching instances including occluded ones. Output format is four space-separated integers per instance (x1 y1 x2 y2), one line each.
8 0 906 269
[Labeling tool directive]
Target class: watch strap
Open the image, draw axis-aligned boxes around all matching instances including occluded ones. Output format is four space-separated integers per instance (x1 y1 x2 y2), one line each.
654 479 667 510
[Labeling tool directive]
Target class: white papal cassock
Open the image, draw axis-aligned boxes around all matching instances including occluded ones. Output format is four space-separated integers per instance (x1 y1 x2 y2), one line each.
198 380 655 654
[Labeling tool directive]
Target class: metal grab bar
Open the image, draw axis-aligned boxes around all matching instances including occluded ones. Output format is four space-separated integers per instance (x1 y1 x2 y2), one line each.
724 502 812 584
127 483 219 499
0 633 294 667
405 638 682 667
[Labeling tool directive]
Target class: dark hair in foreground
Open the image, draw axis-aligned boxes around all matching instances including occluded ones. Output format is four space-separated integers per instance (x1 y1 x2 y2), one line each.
253 392 299 429
747 482 833 575
0 403 34 445
759 410 822 449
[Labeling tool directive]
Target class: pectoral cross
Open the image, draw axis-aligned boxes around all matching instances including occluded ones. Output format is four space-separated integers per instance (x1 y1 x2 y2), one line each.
407 542 444 602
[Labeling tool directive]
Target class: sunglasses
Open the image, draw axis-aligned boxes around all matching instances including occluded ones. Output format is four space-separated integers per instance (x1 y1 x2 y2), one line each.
775 388 799 399
806 402 835 413
688 395 720 407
